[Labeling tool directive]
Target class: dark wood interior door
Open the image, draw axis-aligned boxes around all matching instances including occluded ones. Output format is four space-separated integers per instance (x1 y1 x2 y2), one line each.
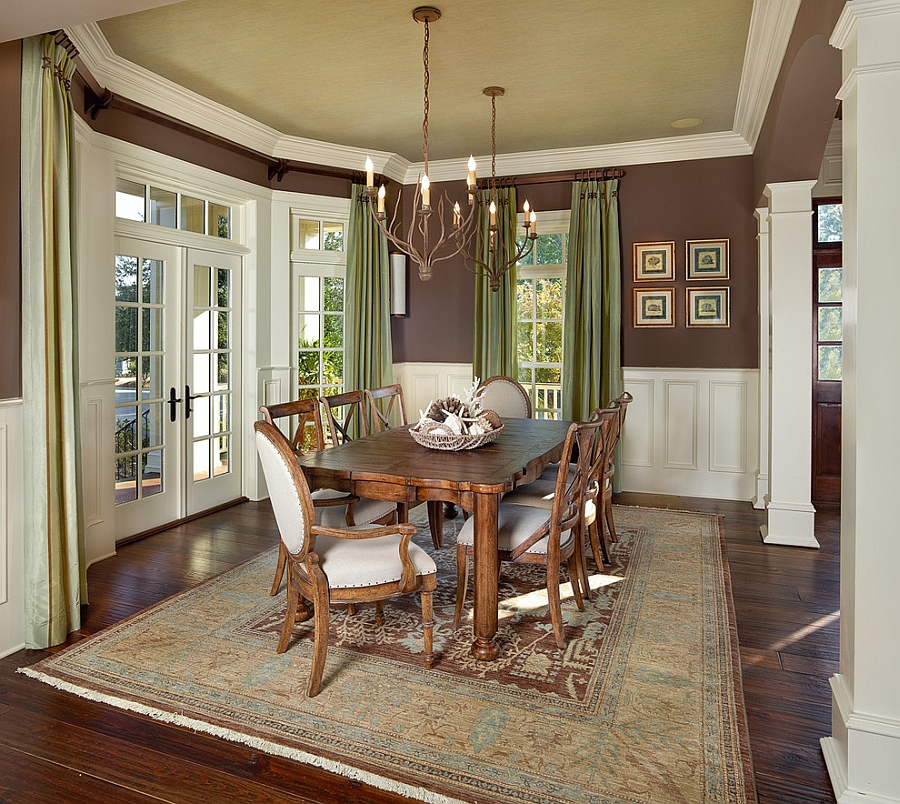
812 248 842 504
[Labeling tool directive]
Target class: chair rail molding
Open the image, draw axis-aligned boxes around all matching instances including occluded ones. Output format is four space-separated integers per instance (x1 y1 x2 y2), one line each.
620 368 760 501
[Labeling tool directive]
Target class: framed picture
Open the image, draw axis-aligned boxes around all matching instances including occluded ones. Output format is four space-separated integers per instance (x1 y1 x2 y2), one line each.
686 287 730 327
634 288 675 327
633 241 675 281
686 239 729 280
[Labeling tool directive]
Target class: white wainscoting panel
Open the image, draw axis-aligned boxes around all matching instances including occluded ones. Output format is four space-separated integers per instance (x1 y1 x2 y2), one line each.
80 380 117 567
664 381 699 469
393 363 474 420
622 368 759 501
0 400 25 657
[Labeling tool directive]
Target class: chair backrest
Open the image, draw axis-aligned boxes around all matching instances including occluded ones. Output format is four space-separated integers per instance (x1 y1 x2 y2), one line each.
320 389 370 446
480 376 532 419
254 421 314 556
583 408 619 504
365 384 407 433
550 418 605 542
259 398 325 453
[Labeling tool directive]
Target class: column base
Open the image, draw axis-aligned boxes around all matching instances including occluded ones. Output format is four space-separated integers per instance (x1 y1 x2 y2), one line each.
761 500 819 547
752 473 769 510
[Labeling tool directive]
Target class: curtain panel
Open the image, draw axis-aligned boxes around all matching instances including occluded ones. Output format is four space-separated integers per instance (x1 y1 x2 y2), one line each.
562 179 623 422
21 34 86 648
473 187 518 381
344 184 393 395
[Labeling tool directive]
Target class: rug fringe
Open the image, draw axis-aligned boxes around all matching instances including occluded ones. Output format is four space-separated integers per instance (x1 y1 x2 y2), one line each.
17 666 469 804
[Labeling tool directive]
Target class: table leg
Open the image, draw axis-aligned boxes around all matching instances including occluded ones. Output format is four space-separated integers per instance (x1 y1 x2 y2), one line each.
426 500 444 549
470 491 500 661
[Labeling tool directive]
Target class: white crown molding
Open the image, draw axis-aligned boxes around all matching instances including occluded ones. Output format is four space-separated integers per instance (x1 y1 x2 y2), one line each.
733 0 802 150
832 0 900 48
68 14 779 186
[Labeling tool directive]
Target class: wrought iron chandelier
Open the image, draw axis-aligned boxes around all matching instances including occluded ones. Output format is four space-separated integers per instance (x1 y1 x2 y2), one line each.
364 7 536 292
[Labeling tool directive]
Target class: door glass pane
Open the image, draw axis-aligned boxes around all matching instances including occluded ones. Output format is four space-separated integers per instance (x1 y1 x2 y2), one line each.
298 314 321 346
217 352 229 386
214 394 230 433
193 353 212 393
297 219 320 249
142 356 163 400
143 403 164 449
115 179 145 222
116 358 138 401
149 187 176 228
142 259 164 304
142 450 163 497
209 203 231 239
181 195 204 233
115 458 137 504
323 314 343 347
818 267 842 303
142 308 164 352
818 308 842 342
194 265 211 307
116 307 138 352
818 345 843 381
193 396 212 438
217 311 229 350
116 255 138 302
115 405 138 453
217 269 230 307
323 351 343 383
214 436 229 476
323 278 343 311
194 440 211 481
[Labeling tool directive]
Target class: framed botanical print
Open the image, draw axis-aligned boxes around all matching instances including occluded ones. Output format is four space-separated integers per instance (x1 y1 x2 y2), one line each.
686 287 730 327
634 288 675 327
686 239 729 280
633 241 675 281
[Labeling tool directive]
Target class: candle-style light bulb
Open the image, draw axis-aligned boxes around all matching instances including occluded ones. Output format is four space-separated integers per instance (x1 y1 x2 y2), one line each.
467 155 477 189
523 199 530 227
377 184 386 213
530 210 537 235
453 201 461 227
489 200 497 227
365 156 374 189
421 174 431 207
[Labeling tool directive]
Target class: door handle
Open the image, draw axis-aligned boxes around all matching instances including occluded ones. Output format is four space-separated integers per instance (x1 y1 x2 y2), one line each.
168 387 182 422
185 384 200 419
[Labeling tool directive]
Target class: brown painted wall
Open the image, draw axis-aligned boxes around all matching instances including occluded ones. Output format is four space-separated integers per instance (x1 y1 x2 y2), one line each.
391 156 758 369
0 41 22 400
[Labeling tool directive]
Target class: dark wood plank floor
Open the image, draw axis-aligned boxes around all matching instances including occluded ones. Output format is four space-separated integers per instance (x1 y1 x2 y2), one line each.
0 494 839 804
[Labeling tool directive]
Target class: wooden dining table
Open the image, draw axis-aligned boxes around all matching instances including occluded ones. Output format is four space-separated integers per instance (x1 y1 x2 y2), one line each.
293 417 573 661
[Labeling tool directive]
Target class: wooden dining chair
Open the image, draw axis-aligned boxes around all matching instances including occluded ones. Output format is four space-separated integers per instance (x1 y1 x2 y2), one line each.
452 418 601 649
599 391 633 545
259 398 396 595
501 407 618 595
320 389 370 446
365 384 407 432
255 421 436 697
480 375 533 419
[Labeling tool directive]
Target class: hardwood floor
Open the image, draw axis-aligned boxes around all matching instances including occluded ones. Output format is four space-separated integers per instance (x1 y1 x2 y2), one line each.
0 494 839 804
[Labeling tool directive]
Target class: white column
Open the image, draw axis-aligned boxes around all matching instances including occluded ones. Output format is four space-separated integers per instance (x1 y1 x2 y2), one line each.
823 3 900 802
761 180 819 548
752 207 770 510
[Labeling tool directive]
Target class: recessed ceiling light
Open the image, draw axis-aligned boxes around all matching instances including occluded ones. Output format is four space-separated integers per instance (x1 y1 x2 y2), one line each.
672 118 703 129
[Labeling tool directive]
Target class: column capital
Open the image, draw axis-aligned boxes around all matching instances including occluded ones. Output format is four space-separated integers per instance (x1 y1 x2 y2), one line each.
763 180 816 214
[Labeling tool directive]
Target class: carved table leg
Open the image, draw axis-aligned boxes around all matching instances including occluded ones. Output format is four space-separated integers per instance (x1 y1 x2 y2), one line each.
470 491 500 661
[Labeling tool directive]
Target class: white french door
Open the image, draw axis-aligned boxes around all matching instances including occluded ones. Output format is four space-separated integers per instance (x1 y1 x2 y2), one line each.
114 239 242 539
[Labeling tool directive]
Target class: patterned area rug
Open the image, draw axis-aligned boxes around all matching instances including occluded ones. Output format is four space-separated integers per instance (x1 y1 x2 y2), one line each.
21 505 755 804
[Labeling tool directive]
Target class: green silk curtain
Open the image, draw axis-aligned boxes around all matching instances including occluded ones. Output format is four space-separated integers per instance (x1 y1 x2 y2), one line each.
473 187 518 381
21 34 86 648
562 179 623 422
344 184 393 395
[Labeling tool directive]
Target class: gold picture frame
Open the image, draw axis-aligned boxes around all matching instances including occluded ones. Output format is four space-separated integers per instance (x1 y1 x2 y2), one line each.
634 288 675 327
686 287 730 327
686 239 729 280
633 241 675 281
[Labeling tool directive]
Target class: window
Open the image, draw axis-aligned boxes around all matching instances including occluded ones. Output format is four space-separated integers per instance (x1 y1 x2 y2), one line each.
816 202 842 244
515 213 569 419
291 209 348 403
115 178 232 239
814 199 843 381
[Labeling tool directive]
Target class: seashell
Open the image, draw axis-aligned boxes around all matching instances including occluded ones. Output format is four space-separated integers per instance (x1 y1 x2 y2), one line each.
468 422 485 435
481 409 502 429
442 412 466 435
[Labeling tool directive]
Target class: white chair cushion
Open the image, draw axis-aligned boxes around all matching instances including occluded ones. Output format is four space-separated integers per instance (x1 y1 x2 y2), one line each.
314 528 436 589
311 488 396 528
457 504 573 556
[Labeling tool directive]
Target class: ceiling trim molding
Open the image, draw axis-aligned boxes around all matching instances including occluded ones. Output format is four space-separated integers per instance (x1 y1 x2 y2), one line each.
733 0 803 149
70 19 755 187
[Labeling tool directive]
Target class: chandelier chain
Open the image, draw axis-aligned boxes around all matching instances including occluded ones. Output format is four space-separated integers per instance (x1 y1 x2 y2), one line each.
491 94 497 186
422 18 430 169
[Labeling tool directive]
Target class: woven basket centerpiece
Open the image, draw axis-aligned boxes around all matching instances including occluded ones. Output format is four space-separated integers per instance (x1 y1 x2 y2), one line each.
410 379 503 451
